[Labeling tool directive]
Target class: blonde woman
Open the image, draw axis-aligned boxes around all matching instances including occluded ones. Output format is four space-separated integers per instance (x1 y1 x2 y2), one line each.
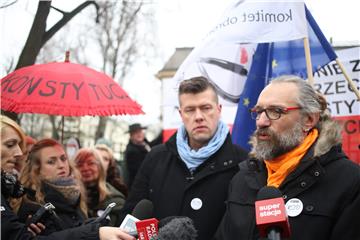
13 138 88 235
74 148 125 227
95 144 128 197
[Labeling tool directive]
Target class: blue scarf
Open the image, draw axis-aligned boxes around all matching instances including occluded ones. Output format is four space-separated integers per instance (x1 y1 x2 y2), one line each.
176 121 229 171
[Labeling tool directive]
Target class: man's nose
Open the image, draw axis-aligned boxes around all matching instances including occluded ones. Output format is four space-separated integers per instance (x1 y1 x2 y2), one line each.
256 111 271 128
194 108 204 120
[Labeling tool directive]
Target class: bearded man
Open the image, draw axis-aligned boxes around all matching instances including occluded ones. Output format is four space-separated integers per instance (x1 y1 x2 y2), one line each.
215 75 360 240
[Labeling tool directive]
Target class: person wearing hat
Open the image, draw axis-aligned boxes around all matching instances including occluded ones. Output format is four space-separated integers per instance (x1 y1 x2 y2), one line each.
124 123 151 191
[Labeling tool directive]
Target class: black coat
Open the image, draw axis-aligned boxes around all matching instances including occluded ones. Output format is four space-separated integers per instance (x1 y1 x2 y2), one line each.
215 145 360 240
1 193 100 240
17 183 86 235
119 133 248 240
124 140 151 189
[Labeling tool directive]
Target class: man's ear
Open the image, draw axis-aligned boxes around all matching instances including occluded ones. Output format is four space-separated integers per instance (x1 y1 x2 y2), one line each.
303 112 320 131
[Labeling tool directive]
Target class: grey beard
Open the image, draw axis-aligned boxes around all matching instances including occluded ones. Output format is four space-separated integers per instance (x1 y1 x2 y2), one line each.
253 122 304 161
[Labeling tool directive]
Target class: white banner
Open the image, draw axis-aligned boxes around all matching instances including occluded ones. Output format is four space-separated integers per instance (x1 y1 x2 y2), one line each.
208 0 307 44
313 47 360 117
173 1 307 100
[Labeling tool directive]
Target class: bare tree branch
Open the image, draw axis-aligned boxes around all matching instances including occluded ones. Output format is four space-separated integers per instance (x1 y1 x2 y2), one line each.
0 0 17 9
43 1 100 46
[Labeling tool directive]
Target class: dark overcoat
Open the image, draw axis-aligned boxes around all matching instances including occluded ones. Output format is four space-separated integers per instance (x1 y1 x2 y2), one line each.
119 133 248 240
215 145 360 240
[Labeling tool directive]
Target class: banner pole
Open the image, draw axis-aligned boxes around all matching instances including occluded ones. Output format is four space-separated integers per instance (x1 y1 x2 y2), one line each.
303 37 314 86
336 58 360 100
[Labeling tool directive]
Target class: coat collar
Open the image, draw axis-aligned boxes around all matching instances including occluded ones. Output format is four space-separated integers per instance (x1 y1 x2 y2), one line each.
243 144 346 198
166 133 240 188
166 132 238 171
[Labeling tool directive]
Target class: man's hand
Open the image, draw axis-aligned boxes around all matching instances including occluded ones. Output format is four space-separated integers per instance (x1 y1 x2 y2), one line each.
27 222 46 236
99 227 136 240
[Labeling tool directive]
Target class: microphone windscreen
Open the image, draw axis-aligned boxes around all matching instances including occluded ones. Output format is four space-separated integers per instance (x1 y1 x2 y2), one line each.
131 199 154 220
256 186 283 201
158 216 180 228
157 217 197 240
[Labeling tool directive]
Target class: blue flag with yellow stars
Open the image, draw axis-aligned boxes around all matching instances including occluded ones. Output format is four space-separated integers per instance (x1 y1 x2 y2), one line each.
231 6 337 151
231 43 272 150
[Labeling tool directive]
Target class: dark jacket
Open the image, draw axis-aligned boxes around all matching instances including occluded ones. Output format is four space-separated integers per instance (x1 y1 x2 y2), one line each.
87 182 125 227
17 183 86 235
124 140 151 189
215 120 360 240
1 193 100 240
119 133 248 240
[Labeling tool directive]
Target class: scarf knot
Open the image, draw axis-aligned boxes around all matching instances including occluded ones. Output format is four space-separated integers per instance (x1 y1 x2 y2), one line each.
176 121 229 171
265 128 319 188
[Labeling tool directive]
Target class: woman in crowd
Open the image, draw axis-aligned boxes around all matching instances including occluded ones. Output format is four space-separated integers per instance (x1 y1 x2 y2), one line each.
12 138 88 235
74 148 125 226
0 115 134 240
1 116 26 174
95 144 128 197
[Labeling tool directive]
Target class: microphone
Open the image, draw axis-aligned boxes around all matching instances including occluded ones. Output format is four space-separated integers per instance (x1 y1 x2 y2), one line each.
132 199 154 220
152 216 197 240
132 199 158 240
93 202 116 224
135 218 159 240
255 186 291 240
119 199 157 238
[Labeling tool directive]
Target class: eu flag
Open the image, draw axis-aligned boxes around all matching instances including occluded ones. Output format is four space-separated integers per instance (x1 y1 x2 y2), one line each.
231 6 338 150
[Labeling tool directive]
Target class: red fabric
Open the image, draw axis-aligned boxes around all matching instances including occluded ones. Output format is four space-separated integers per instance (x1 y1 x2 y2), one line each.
1 62 143 116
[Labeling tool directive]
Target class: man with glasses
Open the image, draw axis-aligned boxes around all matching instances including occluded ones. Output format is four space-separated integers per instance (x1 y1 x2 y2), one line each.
215 75 360 240
118 76 248 240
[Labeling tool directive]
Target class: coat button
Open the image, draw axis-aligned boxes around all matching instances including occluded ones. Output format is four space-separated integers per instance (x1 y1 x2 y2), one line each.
223 162 228 166
210 165 215 170
300 181 307 187
229 160 233 164
314 171 320 177
305 205 314 212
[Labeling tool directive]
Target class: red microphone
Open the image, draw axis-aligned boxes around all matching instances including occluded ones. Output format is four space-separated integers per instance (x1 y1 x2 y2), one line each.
255 186 291 240
135 218 159 240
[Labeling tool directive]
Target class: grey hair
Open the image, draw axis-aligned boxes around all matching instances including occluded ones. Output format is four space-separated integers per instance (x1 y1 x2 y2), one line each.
270 75 329 120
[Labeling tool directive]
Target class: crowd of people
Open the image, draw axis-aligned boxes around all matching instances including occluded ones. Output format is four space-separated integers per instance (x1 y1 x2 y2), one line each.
1 75 359 240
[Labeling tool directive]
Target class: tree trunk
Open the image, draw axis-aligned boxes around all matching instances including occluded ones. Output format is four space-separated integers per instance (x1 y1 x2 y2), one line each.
49 116 60 140
95 116 107 141
15 1 51 70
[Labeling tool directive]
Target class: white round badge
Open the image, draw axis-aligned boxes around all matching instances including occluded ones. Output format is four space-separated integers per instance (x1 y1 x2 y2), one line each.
285 198 303 217
190 198 203 210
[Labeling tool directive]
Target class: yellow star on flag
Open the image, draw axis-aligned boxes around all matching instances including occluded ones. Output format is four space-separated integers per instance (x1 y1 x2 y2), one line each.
272 59 278 69
243 98 250 107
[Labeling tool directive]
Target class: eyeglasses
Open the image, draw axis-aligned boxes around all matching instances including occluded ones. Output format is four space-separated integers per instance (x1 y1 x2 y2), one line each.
250 106 301 120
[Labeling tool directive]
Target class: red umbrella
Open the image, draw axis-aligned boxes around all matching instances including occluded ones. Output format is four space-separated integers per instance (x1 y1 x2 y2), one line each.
1 60 143 116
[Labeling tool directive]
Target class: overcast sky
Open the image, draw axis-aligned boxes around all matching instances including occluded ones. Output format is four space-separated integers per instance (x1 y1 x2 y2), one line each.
1 0 359 125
